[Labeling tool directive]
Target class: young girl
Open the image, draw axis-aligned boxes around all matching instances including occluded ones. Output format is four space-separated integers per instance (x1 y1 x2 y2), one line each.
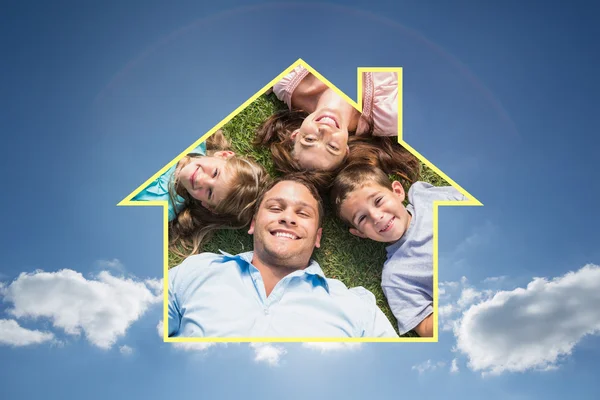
134 130 270 257
255 66 399 174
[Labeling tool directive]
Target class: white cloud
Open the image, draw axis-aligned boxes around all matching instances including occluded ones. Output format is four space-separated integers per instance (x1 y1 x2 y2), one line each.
156 320 164 337
450 358 459 374
3 269 161 349
144 279 163 295
302 342 362 352
439 274 505 333
439 281 485 332
439 304 455 319
173 341 217 351
439 280 462 300
96 259 124 270
155 321 216 351
440 280 460 289
411 359 446 374
456 287 483 309
483 276 507 284
0 319 55 347
455 264 600 375
119 345 133 355
250 343 287 366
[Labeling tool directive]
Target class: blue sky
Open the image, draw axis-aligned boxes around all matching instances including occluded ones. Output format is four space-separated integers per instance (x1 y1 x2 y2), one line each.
1 1 599 399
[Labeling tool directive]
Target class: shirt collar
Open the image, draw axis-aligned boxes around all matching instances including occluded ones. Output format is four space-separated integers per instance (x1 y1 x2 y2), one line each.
218 250 330 292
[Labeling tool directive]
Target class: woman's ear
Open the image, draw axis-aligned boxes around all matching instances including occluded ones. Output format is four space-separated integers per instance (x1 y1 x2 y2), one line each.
200 201 214 212
391 181 406 202
213 150 235 159
290 129 300 141
349 228 368 238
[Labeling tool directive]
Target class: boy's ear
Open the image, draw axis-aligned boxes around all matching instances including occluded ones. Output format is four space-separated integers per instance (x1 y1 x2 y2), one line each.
248 218 255 235
214 150 235 159
349 228 368 239
391 181 406 202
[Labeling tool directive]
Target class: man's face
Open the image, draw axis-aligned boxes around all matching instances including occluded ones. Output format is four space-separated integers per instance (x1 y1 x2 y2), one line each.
249 181 322 269
339 181 412 243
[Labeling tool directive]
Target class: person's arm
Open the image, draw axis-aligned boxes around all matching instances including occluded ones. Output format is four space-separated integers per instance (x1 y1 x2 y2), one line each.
167 267 182 337
383 282 433 336
413 313 433 337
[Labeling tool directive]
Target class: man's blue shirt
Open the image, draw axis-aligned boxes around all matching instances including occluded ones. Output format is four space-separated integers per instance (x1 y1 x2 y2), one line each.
168 251 399 338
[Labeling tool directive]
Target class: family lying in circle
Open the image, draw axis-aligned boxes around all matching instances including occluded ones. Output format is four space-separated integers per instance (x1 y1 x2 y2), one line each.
134 66 466 338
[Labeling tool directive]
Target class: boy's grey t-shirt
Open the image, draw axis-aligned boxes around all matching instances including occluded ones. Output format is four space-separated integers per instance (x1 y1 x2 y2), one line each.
382 182 466 334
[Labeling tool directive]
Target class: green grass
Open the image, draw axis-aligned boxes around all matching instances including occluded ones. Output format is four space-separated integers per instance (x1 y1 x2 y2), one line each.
169 92 447 337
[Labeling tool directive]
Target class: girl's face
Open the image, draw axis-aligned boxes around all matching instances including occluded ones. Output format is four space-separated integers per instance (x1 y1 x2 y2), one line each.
176 151 234 210
291 107 350 171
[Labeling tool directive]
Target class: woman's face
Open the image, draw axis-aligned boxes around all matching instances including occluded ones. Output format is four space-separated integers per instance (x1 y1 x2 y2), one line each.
176 151 234 210
291 107 350 171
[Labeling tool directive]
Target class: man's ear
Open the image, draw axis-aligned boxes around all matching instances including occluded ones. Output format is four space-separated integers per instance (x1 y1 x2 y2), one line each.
248 218 255 235
349 228 368 239
391 181 406 202
314 228 323 248
214 150 235 159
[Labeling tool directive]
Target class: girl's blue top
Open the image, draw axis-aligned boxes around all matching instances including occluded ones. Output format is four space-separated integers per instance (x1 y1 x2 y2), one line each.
133 142 206 221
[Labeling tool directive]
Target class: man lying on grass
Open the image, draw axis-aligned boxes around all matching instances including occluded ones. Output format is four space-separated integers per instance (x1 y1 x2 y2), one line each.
168 174 399 338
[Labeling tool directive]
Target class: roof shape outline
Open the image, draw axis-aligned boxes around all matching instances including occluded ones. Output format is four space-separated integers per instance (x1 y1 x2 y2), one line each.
119 58 482 343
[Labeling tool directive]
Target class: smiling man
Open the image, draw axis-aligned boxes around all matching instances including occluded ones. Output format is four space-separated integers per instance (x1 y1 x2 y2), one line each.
167 174 399 338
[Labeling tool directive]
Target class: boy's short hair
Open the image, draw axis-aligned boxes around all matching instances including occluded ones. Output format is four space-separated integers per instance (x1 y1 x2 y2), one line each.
254 172 325 227
330 164 393 227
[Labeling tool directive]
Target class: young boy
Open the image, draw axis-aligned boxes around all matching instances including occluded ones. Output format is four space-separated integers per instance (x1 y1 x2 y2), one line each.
331 165 466 336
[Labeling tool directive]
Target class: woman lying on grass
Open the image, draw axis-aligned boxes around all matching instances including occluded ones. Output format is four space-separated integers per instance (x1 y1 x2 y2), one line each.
134 130 271 257
254 66 399 181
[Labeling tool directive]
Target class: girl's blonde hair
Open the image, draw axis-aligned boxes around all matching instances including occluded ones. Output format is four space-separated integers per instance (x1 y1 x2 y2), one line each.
169 130 271 257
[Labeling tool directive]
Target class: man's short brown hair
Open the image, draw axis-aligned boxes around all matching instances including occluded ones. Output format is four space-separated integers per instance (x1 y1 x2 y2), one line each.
254 173 325 227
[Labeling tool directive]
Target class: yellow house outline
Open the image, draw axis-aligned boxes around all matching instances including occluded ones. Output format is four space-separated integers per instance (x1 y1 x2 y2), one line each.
119 58 482 343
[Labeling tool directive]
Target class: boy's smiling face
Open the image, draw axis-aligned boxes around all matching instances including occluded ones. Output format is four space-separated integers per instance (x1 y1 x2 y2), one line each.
340 181 412 243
